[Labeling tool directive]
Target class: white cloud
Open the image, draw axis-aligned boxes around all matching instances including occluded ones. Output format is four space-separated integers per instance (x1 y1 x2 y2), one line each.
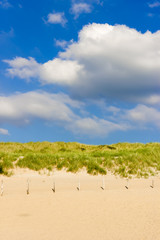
40 58 84 85
0 91 160 137
135 95 160 106
54 39 68 48
0 0 12 9
107 106 121 115
0 91 129 137
124 104 160 128
4 57 40 80
148 1 160 8
54 39 73 48
4 57 84 85
0 91 79 125
0 128 9 135
60 23 160 101
70 3 92 19
4 23 160 104
45 11 67 26
69 117 128 136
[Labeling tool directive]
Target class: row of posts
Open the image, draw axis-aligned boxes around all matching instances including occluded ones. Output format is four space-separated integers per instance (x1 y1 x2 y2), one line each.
0 177 155 196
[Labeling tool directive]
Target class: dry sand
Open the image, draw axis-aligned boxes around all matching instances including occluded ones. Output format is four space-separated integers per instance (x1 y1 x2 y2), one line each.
0 169 160 240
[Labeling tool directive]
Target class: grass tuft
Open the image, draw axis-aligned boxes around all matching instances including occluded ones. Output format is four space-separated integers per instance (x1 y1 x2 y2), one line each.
0 141 159 177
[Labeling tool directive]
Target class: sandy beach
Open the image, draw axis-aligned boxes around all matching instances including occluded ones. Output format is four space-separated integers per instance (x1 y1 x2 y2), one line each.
0 169 160 240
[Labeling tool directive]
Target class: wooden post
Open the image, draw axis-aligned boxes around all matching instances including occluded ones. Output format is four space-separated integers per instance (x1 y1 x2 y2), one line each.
1 179 3 196
101 175 105 190
77 176 80 191
52 179 55 193
150 179 154 188
125 178 129 189
27 178 29 195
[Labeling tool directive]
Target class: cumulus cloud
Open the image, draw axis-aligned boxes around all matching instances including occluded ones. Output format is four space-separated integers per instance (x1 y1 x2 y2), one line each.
148 1 160 8
124 104 160 128
0 91 79 125
0 90 159 137
54 39 68 48
45 11 67 26
135 95 160 106
4 57 40 80
69 117 128 136
60 23 160 101
4 57 84 85
70 3 92 19
54 39 73 48
0 128 9 135
0 0 12 9
40 59 84 85
0 91 128 137
4 23 160 104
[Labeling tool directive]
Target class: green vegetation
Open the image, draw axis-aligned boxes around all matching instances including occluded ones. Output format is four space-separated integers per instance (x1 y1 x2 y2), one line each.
0 141 160 178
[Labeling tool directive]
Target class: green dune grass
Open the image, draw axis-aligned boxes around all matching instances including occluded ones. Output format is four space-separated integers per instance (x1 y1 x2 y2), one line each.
0 141 160 178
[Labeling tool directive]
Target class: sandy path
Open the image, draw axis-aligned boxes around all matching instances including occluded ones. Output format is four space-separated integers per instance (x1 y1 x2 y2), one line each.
0 170 160 240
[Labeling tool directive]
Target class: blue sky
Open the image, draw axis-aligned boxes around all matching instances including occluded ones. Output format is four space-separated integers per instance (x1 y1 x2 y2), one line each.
0 0 160 144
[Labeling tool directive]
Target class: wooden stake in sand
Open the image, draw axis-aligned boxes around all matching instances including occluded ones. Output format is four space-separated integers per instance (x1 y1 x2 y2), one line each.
77 176 80 191
1 179 3 196
150 179 154 188
52 179 55 193
125 178 129 189
27 178 30 195
101 175 105 190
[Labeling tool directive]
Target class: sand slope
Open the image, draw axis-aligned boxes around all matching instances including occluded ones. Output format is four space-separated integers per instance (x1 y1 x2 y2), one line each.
0 170 160 240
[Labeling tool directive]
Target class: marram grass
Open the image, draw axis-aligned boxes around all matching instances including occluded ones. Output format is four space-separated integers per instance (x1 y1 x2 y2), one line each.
0 141 160 178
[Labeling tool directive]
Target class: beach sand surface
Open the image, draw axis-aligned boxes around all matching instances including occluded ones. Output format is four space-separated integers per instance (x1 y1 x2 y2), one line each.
0 169 160 240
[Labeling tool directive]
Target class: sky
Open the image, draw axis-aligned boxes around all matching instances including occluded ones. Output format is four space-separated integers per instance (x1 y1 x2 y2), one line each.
0 0 160 144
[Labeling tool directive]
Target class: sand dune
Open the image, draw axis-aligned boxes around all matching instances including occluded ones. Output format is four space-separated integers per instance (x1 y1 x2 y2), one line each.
0 169 160 240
